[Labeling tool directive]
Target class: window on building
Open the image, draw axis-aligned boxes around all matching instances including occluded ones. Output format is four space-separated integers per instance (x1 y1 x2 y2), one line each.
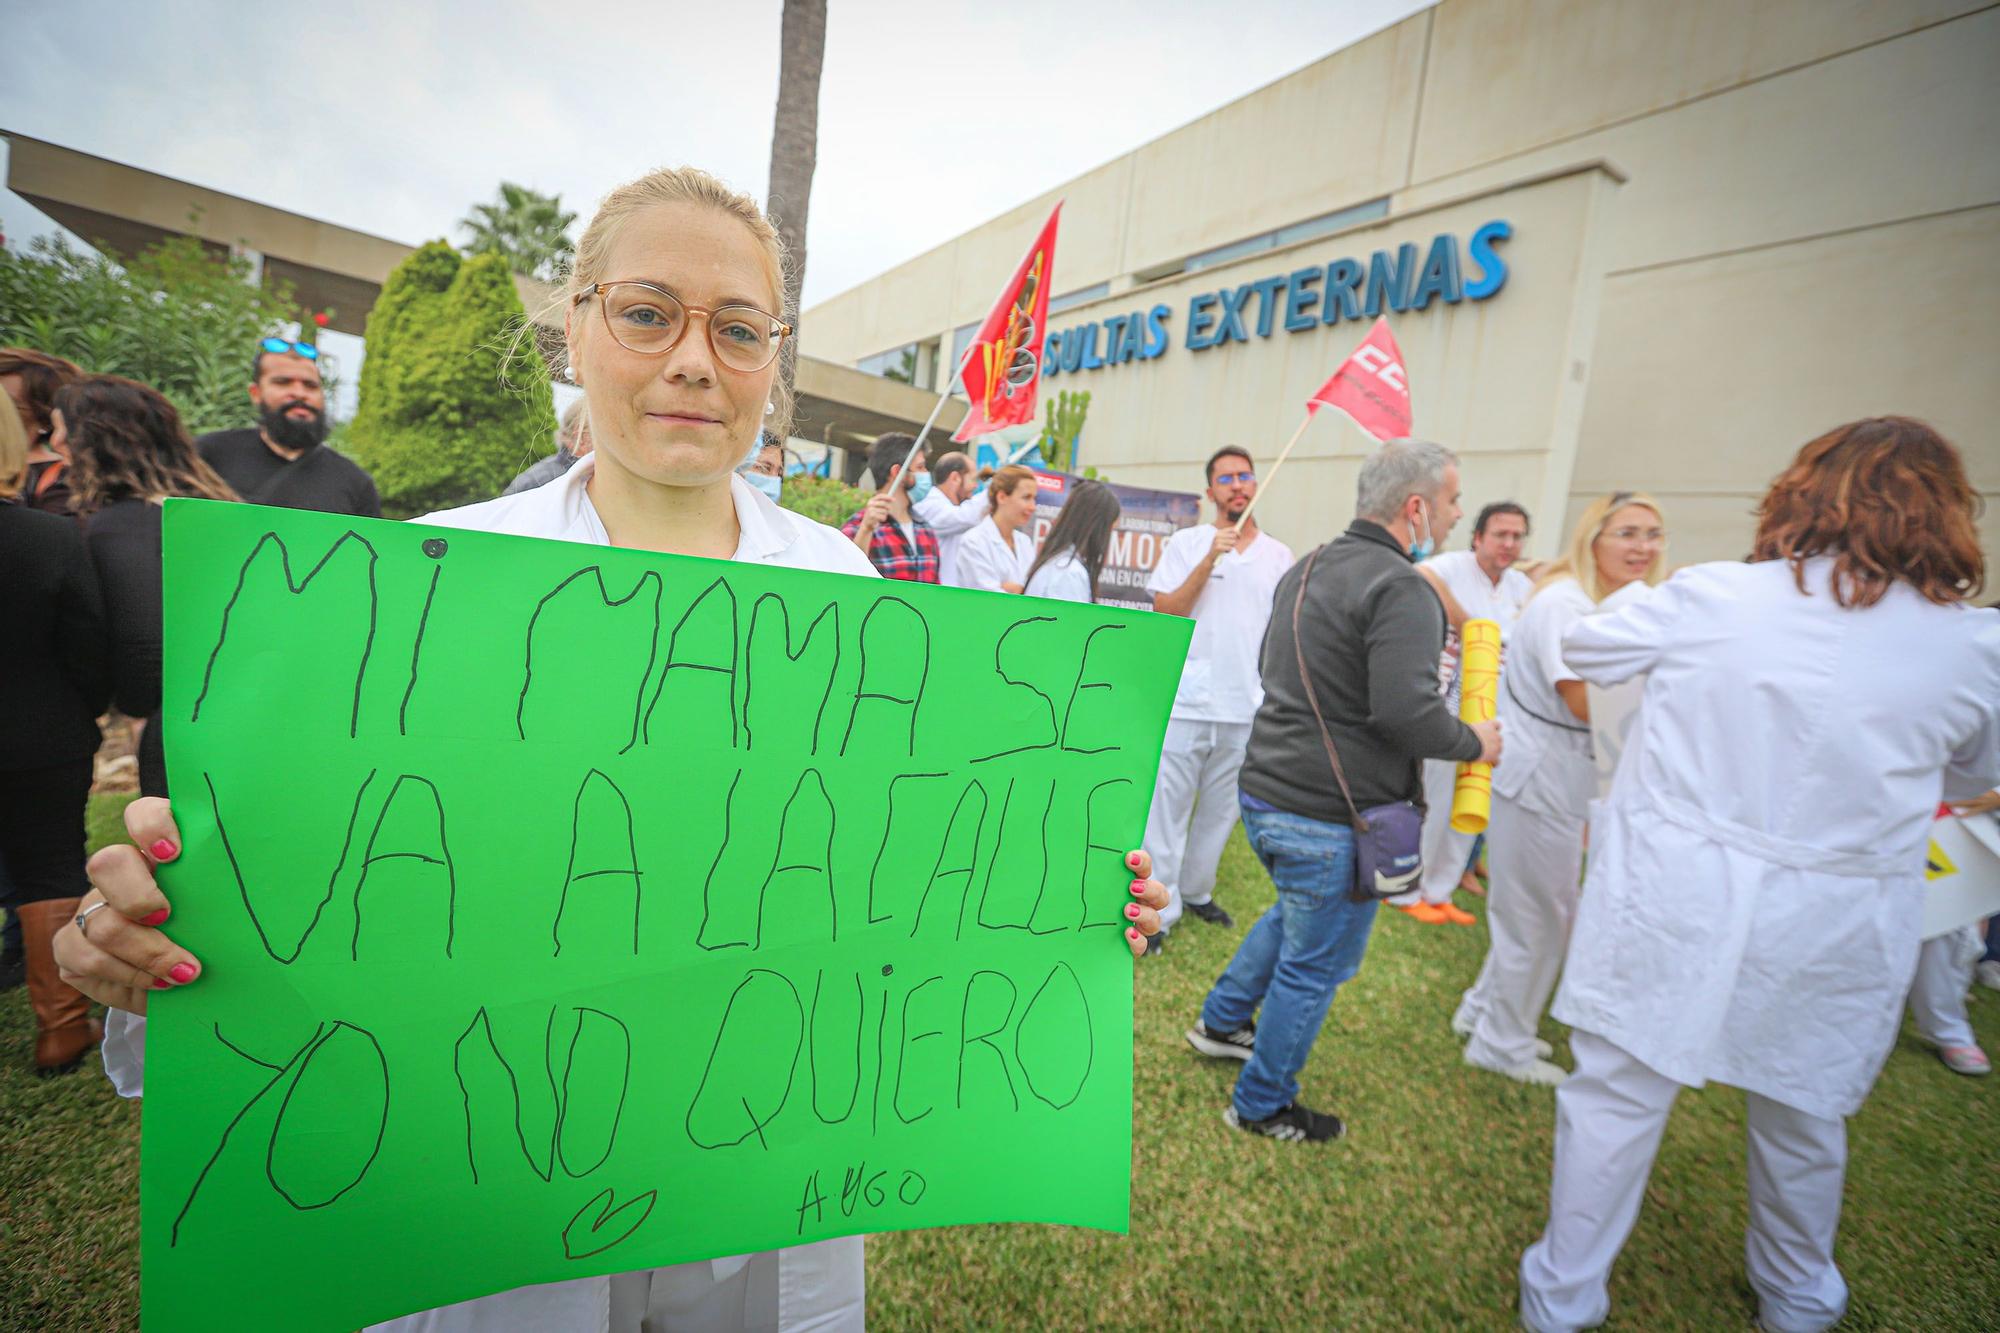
1046 281 1110 316
948 322 979 396
1180 196 1392 274
855 336 941 390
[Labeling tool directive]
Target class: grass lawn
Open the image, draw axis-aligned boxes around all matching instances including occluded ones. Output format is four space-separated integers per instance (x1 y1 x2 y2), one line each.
3 793 1992 1330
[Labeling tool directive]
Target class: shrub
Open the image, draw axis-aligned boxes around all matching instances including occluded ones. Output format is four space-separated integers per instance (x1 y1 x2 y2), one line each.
778 473 872 530
346 241 553 517
0 233 300 434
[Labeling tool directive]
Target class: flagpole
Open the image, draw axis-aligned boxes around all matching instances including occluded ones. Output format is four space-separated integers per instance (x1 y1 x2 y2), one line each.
886 339 982 494
1230 411 1316 532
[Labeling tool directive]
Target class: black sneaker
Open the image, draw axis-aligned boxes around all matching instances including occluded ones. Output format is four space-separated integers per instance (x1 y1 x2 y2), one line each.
1184 1019 1256 1061
1187 900 1234 928
1224 1101 1345 1143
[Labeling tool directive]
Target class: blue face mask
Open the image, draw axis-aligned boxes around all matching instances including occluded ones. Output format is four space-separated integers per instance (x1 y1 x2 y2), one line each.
907 472 934 504
746 472 782 504
1408 499 1435 561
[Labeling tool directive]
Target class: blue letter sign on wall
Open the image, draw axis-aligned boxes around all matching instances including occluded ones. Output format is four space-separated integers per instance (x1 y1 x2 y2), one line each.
1045 220 1510 380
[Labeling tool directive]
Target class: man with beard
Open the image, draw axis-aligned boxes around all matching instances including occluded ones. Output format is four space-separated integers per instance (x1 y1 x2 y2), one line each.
196 340 380 516
1141 446 1294 946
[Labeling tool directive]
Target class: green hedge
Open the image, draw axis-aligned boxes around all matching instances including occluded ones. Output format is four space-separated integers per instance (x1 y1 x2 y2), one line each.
346 241 552 517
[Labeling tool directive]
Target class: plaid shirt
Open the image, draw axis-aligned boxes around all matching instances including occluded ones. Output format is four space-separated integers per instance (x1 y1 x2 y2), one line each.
840 508 941 582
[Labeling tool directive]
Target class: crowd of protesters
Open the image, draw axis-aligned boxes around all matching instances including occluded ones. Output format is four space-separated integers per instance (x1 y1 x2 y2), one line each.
3 157 1996 1333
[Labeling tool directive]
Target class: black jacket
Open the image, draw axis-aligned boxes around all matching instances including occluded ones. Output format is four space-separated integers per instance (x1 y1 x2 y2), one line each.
0 504 109 770
1239 519 1481 823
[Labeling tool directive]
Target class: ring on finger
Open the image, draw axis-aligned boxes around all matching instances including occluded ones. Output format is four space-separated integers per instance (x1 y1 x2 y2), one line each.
75 900 115 939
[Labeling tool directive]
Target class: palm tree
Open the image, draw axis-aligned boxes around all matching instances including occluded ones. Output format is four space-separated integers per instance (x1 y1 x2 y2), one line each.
766 0 828 407
459 182 578 284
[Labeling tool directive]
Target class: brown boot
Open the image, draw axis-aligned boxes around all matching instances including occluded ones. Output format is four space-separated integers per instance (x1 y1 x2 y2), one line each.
18 898 103 1075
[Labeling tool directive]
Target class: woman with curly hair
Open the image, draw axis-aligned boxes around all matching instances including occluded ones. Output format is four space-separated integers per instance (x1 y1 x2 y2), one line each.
1518 418 2000 1333
54 374 237 799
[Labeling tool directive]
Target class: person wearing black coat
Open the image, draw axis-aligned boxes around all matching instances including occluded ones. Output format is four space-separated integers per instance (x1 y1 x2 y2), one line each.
0 394 111 1073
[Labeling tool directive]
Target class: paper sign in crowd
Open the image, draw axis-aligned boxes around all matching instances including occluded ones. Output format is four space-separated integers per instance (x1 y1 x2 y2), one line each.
142 500 1192 1332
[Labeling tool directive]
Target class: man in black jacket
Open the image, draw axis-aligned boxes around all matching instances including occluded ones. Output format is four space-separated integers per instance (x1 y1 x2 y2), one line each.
1184 438 1504 1142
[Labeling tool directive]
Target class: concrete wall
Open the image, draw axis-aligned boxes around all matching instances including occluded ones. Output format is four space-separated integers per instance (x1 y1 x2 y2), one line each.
803 0 2000 574
1030 165 1621 559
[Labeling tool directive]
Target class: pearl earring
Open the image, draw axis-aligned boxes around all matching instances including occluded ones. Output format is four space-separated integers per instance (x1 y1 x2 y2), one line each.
764 402 775 416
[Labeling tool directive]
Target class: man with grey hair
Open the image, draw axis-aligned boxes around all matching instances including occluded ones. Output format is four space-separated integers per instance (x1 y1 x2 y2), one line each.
1185 438 1503 1143
501 398 592 496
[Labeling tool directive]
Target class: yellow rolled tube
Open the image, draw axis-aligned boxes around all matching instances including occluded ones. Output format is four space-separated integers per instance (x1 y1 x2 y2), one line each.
1450 618 1501 834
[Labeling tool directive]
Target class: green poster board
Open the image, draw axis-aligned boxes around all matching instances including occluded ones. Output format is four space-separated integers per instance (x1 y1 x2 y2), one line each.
142 499 1191 1331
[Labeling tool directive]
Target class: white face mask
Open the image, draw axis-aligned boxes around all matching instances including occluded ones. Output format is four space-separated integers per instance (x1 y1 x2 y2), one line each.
745 472 782 503
1408 497 1434 561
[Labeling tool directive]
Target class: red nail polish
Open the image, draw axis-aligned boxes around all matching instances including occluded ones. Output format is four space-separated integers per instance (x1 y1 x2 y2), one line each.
169 962 198 984
1130 880 1149 895
152 978 172 989
143 909 170 927
1125 903 1141 919
1126 927 1141 941
1125 852 1141 869
151 840 180 863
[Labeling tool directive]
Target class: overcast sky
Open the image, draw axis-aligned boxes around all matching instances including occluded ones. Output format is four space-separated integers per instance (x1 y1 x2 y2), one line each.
3 0 1428 314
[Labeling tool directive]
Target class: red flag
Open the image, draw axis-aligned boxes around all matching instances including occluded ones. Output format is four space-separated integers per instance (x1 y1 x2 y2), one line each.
1306 317 1412 440
953 204 1060 441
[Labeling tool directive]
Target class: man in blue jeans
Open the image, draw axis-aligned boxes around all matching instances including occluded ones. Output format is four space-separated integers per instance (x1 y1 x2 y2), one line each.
1186 439 1504 1141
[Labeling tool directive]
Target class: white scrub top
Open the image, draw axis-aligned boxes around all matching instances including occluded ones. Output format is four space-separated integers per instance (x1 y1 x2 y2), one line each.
1144 523 1294 724
912 486 988 586
1491 578 1598 819
1024 549 1093 603
1552 558 2000 1121
102 455 875 1332
951 516 1034 593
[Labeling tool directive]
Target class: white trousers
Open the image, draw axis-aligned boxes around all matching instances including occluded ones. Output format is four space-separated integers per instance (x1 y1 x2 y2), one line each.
1520 1030 1848 1333
1907 924 1982 1048
1144 718 1252 932
1393 757 1476 906
1456 790 1584 1067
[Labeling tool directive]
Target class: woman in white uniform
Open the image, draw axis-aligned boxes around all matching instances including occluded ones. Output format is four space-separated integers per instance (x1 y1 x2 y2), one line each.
951 464 1037 593
1023 478 1120 603
1455 493 1667 1086
1518 418 2000 1333
52 166 1174 1333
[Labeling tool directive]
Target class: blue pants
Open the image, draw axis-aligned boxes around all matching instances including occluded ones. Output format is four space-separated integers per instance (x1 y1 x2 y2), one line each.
1200 802 1379 1122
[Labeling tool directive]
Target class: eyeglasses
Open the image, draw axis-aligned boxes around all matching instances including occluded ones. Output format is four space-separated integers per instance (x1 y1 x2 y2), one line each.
1604 526 1667 544
574 281 791 372
260 337 319 360
1212 471 1256 487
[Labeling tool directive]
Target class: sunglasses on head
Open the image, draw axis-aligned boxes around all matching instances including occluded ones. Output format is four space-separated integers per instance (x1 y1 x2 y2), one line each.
261 337 320 360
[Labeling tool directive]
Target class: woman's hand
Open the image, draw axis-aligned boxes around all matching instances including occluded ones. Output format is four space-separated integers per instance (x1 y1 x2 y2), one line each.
1121 848 1169 958
52 796 203 1016
1949 790 2000 818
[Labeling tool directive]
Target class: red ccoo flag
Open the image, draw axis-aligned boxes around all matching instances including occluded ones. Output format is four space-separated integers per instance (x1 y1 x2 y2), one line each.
1306 317 1412 440
953 203 1060 441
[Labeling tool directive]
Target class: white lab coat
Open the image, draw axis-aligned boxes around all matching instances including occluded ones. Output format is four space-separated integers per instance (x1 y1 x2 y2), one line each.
1023 549 1093 602
912 485 989 586
101 456 874 1332
951 516 1034 592
1457 578 1602 1069
1554 558 2000 1120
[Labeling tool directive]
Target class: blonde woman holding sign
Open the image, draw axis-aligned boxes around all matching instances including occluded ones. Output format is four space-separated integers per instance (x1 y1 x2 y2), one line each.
52 167 1172 1333
1454 493 1667 1086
